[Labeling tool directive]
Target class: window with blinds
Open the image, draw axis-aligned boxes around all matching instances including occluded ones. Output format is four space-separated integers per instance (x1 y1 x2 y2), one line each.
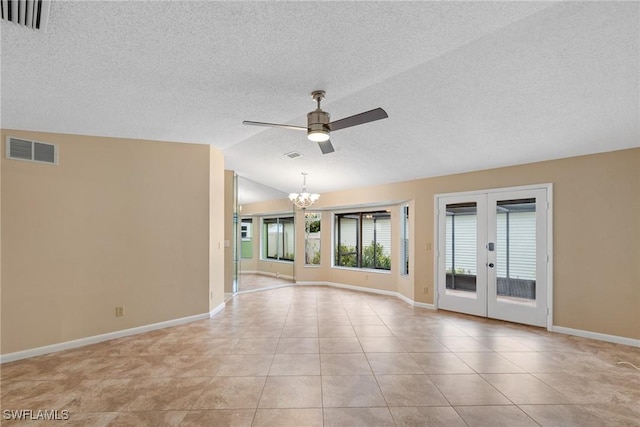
496 201 536 281
335 210 391 270
262 217 295 262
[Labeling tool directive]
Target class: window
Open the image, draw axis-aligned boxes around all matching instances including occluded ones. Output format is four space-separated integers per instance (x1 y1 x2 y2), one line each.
240 218 253 259
241 219 252 239
335 211 391 270
263 217 295 261
401 205 409 275
304 212 321 265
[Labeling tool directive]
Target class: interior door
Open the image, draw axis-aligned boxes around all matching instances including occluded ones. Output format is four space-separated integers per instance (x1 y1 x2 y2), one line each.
437 187 549 327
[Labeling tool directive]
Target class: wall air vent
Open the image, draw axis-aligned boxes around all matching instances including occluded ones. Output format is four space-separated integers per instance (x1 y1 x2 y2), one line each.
6 137 57 165
284 151 303 159
1 0 51 32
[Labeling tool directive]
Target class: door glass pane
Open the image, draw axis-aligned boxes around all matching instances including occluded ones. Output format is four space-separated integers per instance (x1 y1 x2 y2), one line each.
445 203 477 295
496 198 536 303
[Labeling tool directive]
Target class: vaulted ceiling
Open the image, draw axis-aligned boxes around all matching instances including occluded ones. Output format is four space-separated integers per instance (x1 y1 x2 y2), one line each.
2 1 638 204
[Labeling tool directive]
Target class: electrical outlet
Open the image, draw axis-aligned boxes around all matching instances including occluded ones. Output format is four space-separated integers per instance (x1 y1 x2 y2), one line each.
424 287 428 294
115 306 125 317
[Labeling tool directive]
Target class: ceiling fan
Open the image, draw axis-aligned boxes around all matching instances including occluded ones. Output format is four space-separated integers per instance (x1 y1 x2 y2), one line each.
242 90 388 154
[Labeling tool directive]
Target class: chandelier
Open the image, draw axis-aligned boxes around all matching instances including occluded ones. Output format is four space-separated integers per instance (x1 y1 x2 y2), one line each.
289 172 320 209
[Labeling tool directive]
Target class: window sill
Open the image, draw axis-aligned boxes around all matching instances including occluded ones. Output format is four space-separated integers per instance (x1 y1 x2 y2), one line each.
331 266 391 275
261 259 294 264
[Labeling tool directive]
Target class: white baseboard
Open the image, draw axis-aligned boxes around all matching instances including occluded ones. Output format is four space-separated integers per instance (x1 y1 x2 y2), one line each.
551 325 640 347
296 281 435 310
0 312 211 364
397 292 436 310
321 281 398 297
261 271 294 280
210 302 226 318
241 270 294 281
236 283 293 295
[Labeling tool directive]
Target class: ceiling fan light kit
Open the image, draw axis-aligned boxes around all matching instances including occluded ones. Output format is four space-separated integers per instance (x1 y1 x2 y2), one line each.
243 90 388 154
307 129 330 142
307 91 331 142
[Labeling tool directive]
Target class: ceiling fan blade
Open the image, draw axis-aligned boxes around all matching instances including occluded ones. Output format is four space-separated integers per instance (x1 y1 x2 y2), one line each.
242 120 306 131
328 107 388 131
317 139 335 155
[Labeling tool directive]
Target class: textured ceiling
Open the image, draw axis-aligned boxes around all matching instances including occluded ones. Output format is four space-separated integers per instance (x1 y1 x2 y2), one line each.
2 1 638 204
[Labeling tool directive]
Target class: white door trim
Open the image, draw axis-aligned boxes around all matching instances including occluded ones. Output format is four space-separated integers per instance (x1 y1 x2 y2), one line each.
434 183 553 331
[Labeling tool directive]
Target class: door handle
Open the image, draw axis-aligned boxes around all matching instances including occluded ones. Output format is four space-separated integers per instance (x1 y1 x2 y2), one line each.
487 263 494 268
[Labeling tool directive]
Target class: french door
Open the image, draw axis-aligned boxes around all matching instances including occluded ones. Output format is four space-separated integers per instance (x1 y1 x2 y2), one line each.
436 186 550 327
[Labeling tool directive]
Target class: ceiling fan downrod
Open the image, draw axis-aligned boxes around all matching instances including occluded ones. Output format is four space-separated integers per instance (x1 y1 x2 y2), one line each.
311 90 325 110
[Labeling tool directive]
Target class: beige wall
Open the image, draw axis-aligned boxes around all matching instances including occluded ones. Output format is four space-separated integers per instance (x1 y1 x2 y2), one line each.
242 148 640 340
1 130 225 355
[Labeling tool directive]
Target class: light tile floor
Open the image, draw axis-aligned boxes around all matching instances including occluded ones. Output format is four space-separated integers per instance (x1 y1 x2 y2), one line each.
1 284 639 426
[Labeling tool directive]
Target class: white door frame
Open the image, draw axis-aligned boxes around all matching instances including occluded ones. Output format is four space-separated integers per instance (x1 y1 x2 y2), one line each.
434 183 553 330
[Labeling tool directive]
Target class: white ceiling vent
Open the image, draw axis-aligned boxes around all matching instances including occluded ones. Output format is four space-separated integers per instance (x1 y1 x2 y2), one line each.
1 0 51 32
6 136 57 165
284 151 303 159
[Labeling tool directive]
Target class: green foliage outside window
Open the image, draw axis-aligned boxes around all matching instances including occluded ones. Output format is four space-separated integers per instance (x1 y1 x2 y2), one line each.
363 241 391 269
305 214 321 265
307 220 320 233
447 267 472 275
336 242 391 270
336 244 357 267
